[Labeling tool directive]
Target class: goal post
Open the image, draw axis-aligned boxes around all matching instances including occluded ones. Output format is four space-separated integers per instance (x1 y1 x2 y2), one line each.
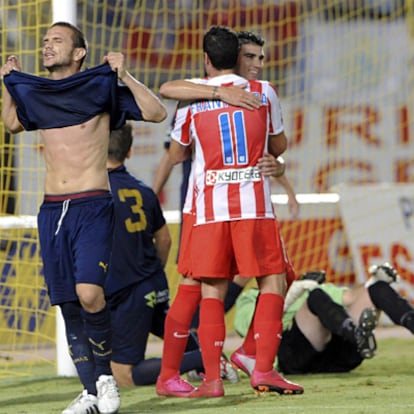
52 0 76 25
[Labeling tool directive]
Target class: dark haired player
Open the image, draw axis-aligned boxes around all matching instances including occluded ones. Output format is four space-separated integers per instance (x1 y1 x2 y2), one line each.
1 21 167 414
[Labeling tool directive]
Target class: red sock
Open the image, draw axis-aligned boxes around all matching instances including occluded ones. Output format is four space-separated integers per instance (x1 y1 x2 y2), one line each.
253 293 284 372
241 319 256 355
198 298 225 382
159 284 201 381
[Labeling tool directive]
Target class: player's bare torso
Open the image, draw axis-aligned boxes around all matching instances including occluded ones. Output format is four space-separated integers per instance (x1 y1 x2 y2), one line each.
41 113 110 195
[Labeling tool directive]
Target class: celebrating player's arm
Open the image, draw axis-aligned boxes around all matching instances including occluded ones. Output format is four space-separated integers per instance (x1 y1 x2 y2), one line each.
152 150 175 196
104 52 167 123
160 79 261 110
168 139 192 165
277 174 299 219
257 153 285 178
153 223 171 267
256 154 299 219
1 55 23 133
268 130 288 159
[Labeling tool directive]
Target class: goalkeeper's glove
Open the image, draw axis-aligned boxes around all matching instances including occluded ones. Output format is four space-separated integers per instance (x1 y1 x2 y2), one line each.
284 279 319 311
365 262 400 288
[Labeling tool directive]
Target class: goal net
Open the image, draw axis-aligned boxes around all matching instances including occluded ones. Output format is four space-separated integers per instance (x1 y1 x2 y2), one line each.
0 0 412 377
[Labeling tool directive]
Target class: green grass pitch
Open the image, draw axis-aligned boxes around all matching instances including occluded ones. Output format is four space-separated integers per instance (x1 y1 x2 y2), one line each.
0 338 413 414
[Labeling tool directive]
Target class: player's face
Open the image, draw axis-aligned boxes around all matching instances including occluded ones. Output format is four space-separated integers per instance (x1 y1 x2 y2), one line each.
42 26 78 72
236 43 265 80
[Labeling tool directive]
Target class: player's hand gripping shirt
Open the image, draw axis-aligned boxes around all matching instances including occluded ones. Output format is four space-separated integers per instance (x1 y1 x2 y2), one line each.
171 74 284 224
3 63 143 131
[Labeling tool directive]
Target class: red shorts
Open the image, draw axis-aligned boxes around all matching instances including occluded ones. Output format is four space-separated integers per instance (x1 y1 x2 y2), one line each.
191 218 286 279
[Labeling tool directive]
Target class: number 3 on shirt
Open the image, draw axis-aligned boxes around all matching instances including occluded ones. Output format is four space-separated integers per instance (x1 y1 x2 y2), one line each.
117 188 147 232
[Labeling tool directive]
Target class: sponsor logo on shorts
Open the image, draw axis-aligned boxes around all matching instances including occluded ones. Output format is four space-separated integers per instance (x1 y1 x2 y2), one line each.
206 166 261 185
145 291 157 308
156 288 169 304
99 261 108 272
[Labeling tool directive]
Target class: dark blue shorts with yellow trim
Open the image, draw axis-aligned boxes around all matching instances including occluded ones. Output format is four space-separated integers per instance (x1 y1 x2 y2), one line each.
108 273 169 365
37 192 114 305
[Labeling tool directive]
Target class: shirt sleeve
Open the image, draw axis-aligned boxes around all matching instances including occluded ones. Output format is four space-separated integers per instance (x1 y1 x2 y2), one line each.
265 82 284 136
111 85 144 130
170 101 193 146
170 78 208 146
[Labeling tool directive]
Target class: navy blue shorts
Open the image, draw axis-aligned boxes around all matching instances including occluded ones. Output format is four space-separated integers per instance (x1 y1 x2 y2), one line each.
37 191 114 305
108 274 169 365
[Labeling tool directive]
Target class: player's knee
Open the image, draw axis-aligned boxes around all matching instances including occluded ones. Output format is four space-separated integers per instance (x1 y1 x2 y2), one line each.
77 285 106 312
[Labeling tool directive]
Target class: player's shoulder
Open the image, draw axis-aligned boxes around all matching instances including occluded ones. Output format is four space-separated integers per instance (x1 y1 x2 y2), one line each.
131 177 156 195
249 79 280 98
210 73 245 86
138 181 162 206
110 166 155 196
248 79 274 88
188 77 208 85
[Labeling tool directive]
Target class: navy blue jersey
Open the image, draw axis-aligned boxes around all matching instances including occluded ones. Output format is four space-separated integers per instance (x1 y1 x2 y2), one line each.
105 165 167 297
4 63 143 131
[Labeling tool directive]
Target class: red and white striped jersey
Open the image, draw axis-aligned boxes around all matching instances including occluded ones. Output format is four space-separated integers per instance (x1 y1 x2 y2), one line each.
171 73 285 225
182 165 195 215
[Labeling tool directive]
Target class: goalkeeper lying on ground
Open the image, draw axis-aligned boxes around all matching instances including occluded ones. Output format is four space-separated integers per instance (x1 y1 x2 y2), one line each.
232 264 414 375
